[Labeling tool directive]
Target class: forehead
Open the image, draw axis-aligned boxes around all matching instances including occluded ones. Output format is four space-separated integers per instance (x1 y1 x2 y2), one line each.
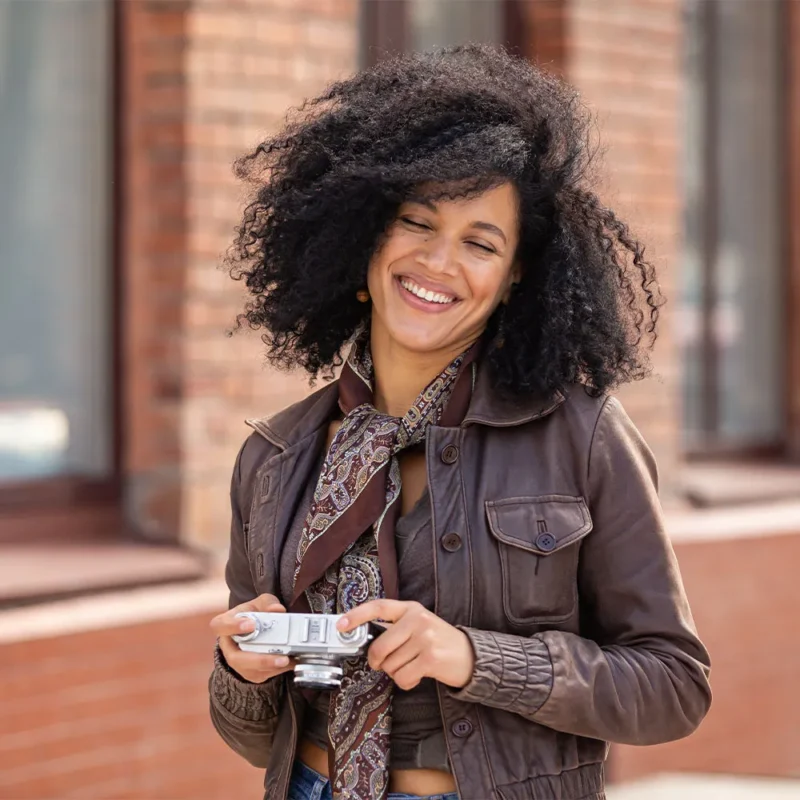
407 180 518 212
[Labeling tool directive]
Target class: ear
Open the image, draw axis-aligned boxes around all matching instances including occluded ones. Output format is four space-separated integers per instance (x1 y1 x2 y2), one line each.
502 262 522 304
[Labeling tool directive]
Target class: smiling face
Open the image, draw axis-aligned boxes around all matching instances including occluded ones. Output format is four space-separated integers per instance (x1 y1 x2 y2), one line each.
366 181 521 361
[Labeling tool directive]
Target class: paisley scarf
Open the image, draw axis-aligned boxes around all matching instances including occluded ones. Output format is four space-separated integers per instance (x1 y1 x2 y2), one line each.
290 330 478 800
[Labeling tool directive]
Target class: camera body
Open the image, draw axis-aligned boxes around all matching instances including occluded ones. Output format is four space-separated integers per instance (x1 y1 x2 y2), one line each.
232 611 376 690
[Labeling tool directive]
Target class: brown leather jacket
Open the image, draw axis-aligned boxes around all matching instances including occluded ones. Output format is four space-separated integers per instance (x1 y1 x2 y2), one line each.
209 369 712 800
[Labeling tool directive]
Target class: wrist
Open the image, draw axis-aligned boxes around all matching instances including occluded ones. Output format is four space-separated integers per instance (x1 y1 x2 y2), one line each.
449 630 477 689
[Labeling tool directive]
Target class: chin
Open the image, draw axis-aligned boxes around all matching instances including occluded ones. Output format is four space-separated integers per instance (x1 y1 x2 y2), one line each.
381 319 453 355
391 331 447 354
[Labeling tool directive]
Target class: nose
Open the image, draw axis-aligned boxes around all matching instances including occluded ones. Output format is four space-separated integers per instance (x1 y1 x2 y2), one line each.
418 234 456 275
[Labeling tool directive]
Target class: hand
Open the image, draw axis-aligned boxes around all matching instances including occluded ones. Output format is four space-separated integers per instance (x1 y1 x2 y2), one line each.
210 593 295 684
337 600 475 691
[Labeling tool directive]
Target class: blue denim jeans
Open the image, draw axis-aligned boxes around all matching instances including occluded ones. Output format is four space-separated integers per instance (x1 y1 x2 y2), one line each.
287 759 459 800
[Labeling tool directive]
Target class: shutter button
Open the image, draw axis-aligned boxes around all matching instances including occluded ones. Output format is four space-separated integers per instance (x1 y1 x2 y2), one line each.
452 718 473 737
535 532 557 552
441 532 462 552
441 444 459 464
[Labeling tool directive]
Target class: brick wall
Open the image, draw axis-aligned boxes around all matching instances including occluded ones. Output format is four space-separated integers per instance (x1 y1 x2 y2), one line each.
559 0 683 499
2 528 798 799
120 0 191 546
0 609 259 800
120 0 686 554
121 0 358 551
612 531 800 782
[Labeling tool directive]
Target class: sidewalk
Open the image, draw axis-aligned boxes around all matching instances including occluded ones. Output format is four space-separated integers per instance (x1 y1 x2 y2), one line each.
607 774 800 799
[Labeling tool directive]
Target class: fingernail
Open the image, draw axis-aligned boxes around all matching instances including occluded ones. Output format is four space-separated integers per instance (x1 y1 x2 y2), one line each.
239 619 255 631
337 617 349 630
275 656 289 667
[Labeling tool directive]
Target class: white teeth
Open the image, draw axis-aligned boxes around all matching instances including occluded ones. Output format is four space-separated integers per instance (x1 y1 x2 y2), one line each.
399 278 456 305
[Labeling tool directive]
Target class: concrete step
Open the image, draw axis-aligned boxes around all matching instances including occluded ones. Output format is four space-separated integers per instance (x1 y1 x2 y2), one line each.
607 774 800 799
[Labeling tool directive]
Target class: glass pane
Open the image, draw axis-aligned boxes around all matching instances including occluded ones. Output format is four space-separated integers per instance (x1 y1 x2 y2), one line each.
714 0 783 444
680 0 784 448
0 0 112 482
409 0 502 51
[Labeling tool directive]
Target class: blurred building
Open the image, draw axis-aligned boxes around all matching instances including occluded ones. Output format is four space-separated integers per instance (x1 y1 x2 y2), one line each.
1 0 798 797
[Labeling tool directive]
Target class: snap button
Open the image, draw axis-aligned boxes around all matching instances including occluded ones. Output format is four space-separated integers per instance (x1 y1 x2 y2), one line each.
535 532 557 552
452 718 473 738
441 532 462 552
440 444 459 464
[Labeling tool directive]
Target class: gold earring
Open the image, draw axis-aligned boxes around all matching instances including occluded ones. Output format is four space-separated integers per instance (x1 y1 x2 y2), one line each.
356 289 370 303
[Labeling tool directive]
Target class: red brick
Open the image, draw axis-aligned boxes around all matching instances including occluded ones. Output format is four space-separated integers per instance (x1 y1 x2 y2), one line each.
613 532 800 781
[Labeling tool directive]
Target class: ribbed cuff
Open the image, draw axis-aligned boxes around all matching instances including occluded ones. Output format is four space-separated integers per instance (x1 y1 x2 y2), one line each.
210 643 284 722
448 627 554 717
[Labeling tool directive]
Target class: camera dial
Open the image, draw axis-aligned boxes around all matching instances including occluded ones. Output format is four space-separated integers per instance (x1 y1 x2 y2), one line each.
233 612 274 643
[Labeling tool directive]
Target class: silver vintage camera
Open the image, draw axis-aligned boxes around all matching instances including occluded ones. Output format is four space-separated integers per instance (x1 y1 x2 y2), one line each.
232 612 378 690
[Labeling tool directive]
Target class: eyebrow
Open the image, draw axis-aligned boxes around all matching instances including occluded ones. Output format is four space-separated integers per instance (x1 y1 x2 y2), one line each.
405 196 508 245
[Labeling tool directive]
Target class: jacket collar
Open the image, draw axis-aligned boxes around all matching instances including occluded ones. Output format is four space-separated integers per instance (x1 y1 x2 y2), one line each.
246 363 566 452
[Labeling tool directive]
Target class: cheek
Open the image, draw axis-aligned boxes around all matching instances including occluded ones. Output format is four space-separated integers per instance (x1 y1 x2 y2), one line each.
367 233 402 279
464 264 513 307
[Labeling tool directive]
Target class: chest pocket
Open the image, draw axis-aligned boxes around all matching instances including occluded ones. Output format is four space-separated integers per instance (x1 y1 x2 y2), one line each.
485 495 593 625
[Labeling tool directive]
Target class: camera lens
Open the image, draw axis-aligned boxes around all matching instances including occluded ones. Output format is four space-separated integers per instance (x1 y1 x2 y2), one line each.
294 662 344 690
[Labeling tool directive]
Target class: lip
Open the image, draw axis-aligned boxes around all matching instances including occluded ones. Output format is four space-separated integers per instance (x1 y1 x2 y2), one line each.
395 272 460 299
393 275 461 314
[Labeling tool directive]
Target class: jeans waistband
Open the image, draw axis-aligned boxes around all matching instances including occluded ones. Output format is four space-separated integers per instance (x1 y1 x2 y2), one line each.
289 760 459 800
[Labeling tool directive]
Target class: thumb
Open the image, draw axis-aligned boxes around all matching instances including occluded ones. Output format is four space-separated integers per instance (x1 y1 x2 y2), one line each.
249 593 287 613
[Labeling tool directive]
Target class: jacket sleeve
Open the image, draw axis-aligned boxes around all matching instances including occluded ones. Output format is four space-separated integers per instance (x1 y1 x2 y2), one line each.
451 396 712 746
208 436 286 768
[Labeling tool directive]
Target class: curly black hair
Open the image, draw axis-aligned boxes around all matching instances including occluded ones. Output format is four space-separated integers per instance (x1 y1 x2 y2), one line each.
226 43 663 399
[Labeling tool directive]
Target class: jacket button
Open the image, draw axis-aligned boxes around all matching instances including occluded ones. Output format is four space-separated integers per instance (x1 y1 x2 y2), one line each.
440 444 459 464
441 532 462 552
536 532 557 552
452 718 473 737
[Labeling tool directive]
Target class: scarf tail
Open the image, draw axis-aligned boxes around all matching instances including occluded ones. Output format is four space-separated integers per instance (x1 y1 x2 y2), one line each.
291 332 479 800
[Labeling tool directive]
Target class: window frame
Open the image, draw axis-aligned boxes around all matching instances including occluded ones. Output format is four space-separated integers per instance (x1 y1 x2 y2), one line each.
682 0 791 460
0 0 124 542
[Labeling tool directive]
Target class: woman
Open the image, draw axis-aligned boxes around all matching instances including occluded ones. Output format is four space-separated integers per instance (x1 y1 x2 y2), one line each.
208 44 711 800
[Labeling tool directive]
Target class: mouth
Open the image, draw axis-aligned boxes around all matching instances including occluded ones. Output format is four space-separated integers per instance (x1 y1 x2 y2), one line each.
394 275 460 312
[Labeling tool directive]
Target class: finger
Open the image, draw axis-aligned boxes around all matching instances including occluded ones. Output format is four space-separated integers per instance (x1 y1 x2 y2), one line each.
337 599 415 631
220 636 294 672
251 594 287 613
390 659 425 691
376 639 422 677
367 615 416 670
210 602 286 636
210 612 257 637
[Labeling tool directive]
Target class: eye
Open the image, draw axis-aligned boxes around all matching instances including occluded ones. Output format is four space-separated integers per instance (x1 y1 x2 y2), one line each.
400 217 430 230
468 241 496 254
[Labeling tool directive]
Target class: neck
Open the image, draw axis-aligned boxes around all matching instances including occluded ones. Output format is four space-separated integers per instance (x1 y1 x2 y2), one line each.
369 323 474 418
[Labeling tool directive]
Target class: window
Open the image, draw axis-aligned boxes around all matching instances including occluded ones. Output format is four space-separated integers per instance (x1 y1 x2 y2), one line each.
680 0 786 453
0 1 115 500
361 0 509 66
408 0 503 51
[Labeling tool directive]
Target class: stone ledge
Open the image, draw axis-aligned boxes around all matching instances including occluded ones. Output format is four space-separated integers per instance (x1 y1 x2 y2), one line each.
667 499 800 544
0 540 209 609
0 577 228 644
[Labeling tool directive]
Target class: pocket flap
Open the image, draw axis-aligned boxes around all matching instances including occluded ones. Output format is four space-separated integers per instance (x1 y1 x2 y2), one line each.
485 495 593 555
